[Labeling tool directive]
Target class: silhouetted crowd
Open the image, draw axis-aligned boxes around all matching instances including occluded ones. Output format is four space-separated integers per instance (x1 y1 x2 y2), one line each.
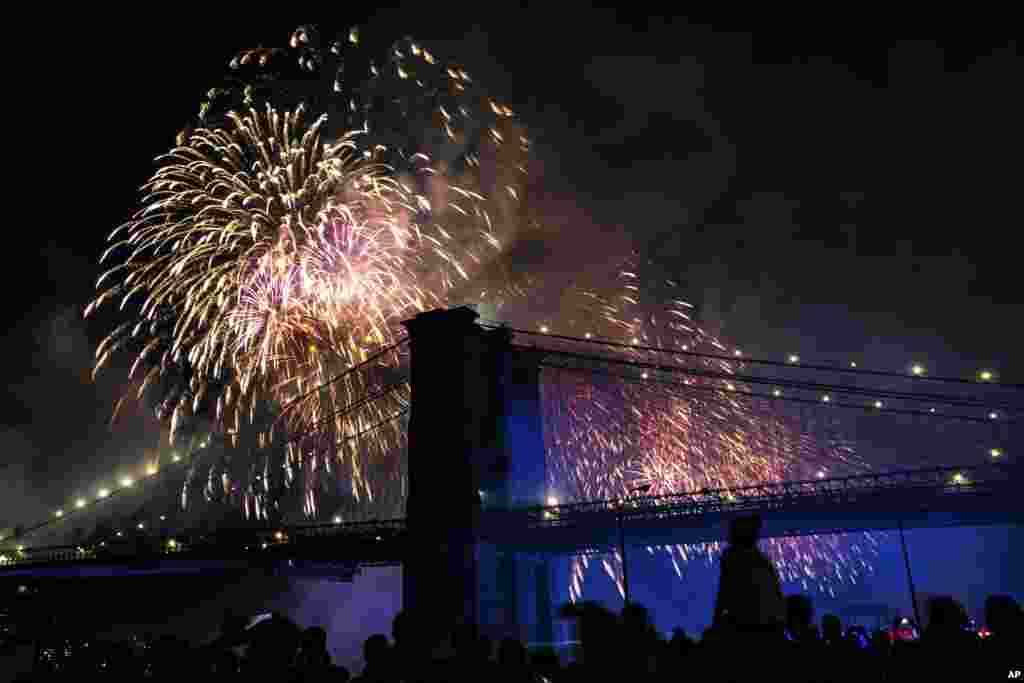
6 594 1021 683
4 515 1021 681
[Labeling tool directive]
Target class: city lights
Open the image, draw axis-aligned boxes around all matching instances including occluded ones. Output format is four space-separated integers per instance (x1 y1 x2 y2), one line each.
120 477 134 488
910 363 925 376
97 488 110 499
788 354 800 364
75 499 86 509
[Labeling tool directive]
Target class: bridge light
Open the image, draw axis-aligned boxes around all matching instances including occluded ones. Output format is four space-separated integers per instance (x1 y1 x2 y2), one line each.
584 332 592 339
632 337 639 345
681 345 689 351
929 408 937 413
97 488 110 499
910 363 925 376
171 454 181 463
261 542 269 549
145 464 158 476
16 545 24 552
874 400 884 409
850 361 858 368
159 515 166 521
822 394 831 403
978 370 994 382
539 325 548 333
990 448 1003 458
988 411 999 420
137 523 144 530
120 477 134 488
726 383 735 391
547 496 559 507
734 349 742 357
951 472 967 485
816 471 826 479
75 499 86 509
116 531 123 537
641 372 649 379
333 516 342 524
375 536 382 541
788 354 800 364
274 531 285 541
773 389 782 397
167 539 177 550
55 510 63 518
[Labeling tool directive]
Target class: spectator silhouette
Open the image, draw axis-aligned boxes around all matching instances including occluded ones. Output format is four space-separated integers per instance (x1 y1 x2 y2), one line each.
713 515 785 631
983 595 1022 675
918 596 976 678
296 625 333 680
354 633 391 683
242 612 302 678
786 595 819 643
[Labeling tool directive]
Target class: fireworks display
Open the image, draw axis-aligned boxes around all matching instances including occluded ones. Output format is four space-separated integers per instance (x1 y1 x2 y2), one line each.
88 24 528 522
492 268 875 599
87 24 876 597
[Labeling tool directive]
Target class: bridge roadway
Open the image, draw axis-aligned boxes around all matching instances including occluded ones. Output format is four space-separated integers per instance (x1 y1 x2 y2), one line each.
1 463 1019 579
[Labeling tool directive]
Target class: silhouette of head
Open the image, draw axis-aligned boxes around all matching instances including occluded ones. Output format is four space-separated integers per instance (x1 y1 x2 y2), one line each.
786 595 814 632
392 610 410 647
927 596 967 633
822 614 842 642
985 595 1022 635
363 634 390 669
728 515 762 548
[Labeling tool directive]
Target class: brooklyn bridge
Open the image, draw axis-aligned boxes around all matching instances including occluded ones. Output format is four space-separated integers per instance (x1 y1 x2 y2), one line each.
2 307 1021 645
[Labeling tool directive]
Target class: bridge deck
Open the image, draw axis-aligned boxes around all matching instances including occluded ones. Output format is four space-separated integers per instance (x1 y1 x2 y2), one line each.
2 464 1019 577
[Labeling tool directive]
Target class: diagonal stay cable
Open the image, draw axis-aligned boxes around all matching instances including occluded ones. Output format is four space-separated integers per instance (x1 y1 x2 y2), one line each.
283 380 410 446
277 337 409 419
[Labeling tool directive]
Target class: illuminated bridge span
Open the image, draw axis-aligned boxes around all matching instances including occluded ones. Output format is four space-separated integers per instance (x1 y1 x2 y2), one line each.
2 462 1018 576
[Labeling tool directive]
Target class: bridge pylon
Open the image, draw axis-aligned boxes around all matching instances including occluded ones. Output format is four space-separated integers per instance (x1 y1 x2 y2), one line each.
401 307 554 648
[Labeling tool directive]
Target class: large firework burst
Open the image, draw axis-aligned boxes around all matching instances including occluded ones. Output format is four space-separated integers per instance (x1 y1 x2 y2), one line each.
88 25 528 521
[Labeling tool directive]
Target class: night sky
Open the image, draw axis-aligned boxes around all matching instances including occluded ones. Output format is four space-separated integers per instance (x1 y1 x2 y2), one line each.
3 8 1020 641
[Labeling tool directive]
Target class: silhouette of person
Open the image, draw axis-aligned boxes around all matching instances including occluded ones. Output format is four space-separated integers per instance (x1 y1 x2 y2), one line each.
354 633 391 683
713 515 785 631
711 515 786 680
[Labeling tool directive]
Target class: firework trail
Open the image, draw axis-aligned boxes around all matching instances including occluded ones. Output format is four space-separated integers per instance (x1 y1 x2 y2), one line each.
88 25 527 522
89 24 875 595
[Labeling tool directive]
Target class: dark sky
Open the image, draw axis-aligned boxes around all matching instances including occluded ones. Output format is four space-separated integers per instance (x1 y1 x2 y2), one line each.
3 9 1021 517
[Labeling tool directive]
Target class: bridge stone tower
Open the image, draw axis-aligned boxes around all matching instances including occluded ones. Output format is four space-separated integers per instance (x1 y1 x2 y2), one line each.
401 307 554 648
